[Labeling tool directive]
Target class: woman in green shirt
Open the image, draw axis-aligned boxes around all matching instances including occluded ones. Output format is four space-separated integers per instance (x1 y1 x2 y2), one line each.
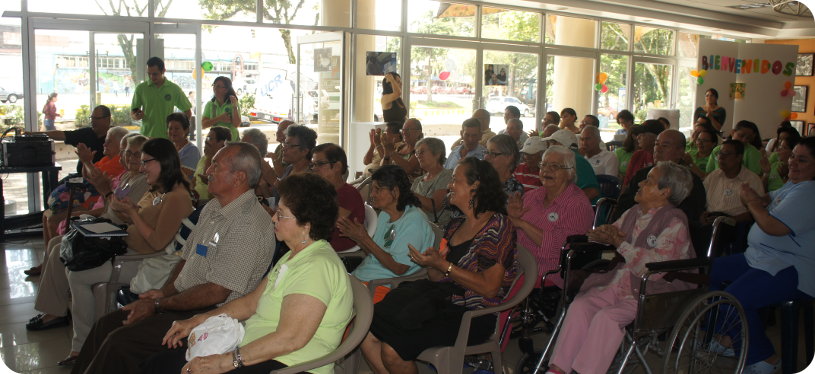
202 76 241 141
685 125 718 179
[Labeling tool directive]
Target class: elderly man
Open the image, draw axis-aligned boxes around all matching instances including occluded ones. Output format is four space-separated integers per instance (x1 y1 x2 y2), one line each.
514 136 547 192
451 108 496 150
270 119 294 174
130 57 192 138
191 126 232 203
445 118 487 169
242 128 277 199
702 139 764 225
611 129 707 252
499 106 528 149
542 129 600 201
31 105 112 174
579 115 600 132
579 125 618 176
71 143 276 374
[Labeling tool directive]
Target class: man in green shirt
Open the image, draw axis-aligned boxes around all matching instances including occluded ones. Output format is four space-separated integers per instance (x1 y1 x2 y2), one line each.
131 57 192 138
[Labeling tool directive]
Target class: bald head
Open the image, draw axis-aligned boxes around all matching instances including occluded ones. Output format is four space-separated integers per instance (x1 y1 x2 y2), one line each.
542 124 560 138
654 129 687 163
472 109 491 130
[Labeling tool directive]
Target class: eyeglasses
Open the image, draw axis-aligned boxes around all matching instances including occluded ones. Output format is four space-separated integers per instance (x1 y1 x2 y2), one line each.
274 210 296 220
538 162 573 171
486 151 507 158
309 160 334 169
140 158 157 167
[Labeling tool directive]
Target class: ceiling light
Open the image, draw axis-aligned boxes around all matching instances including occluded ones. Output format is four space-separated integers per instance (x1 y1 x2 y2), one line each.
726 3 771 9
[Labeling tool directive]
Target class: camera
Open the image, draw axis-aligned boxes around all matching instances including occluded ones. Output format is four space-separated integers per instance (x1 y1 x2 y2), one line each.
382 77 393 94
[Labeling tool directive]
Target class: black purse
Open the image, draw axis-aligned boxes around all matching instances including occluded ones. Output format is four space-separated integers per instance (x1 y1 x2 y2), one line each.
59 218 128 272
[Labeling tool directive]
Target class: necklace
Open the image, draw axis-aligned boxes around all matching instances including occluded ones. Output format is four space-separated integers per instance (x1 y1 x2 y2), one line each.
152 192 167 206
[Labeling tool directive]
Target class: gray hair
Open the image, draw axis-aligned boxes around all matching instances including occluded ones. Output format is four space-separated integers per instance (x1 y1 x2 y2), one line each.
654 161 693 206
107 126 129 143
225 142 262 188
542 144 576 183
581 124 601 139
126 134 148 149
415 137 446 166
487 134 520 170
241 128 269 155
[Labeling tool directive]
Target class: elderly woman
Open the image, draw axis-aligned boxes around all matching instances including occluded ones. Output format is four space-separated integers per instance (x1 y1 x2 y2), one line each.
241 128 277 199
277 125 317 182
765 136 799 192
382 118 423 178
338 165 434 290
310 143 365 253
694 88 726 131
152 173 354 374
547 161 694 374
508 145 594 287
485 134 524 198
361 157 518 373
684 123 718 179
167 112 201 180
202 76 241 141
411 137 453 226
707 137 815 374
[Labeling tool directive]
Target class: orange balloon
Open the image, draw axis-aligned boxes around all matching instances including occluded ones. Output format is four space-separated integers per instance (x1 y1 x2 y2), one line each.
784 81 792 89
597 72 609 84
791 112 798 119
690 70 699 77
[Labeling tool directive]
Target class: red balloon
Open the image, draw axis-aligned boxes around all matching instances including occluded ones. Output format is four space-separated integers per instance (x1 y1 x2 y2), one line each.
439 71 451 81
600 85 609 93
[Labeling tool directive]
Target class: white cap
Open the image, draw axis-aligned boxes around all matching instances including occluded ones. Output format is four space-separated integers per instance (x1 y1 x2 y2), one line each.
542 129 578 148
520 136 547 154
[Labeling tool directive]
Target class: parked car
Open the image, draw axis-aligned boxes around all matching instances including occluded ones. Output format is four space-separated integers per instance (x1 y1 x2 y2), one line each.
485 96 533 117
0 87 23 103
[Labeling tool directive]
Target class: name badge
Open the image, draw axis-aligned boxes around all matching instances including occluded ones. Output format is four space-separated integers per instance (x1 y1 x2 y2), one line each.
196 244 208 257
548 212 559 222
646 234 658 248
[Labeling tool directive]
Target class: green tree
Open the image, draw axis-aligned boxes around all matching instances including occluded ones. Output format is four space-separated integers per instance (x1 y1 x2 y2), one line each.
409 10 470 103
197 0 307 64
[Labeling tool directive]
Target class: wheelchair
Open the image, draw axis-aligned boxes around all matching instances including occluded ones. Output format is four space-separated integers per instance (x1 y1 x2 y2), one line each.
514 216 748 374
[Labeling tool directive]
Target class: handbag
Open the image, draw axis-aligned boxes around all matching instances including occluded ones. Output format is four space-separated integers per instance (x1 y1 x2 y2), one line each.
59 218 128 272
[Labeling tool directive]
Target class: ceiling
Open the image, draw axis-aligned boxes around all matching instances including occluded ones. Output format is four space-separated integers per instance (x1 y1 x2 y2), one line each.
497 0 815 39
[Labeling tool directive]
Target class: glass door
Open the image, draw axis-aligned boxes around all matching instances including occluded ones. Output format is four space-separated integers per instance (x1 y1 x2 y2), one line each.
153 24 201 141
483 49 540 137
632 57 674 123
296 32 345 145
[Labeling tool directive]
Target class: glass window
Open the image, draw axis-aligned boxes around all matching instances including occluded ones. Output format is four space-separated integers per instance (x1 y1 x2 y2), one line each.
633 62 673 122
28 0 147 15
677 31 700 58
263 0 351 27
353 35 401 123
601 21 630 51
481 7 541 43
93 32 142 128
165 0 255 21
596 54 628 135
408 1 475 38
634 26 675 56
545 15 596 48
483 50 539 134
356 0 401 31
409 45 476 150
676 64 697 130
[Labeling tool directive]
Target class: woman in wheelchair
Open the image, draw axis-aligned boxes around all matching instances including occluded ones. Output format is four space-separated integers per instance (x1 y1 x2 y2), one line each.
708 136 815 374
547 161 695 374
360 157 518 374
507 144 594 288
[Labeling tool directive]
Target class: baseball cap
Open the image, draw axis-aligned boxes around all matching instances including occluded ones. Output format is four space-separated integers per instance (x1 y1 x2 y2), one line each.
520 136 548 154
542 129 578 148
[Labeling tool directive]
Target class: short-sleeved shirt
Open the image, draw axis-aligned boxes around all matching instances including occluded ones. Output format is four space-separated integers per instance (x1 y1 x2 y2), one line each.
332 183 365 252
687 148 711 172
175 190 276 304
614 148 634 177
703 167 764 217
178 142 201 172
573 150 600 198
95 155 126 179
352 205 435 282
202 100 241 141
193 156 211 202
411 169 453 226
498 128 529 150
585 149 619 176
131 78 192 138
445 144 486 169
745 180 815 297
513 163 542 192
64 127 105 173
624 150 654 186
706 143 762 176
242 240 353 374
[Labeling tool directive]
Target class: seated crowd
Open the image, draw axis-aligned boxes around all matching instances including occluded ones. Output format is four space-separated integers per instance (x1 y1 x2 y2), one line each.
23 101 814 374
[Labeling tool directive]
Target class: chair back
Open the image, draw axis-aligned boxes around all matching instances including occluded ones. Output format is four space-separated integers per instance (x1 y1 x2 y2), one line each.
596 174 621 199
496 245 538 350
364 203 377 237
270 277 374 374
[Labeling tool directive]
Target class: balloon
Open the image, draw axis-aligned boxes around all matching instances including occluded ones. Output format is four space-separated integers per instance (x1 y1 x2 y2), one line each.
595 83 603 91
698 70 707 77
438 71 451 81
201 61 214 72
601 85 609 93
784 81 792 89
597 72 609 84
791 113 798 119
781 89 789 97
690 70 699 77
780 109 791 119
697 77 704 84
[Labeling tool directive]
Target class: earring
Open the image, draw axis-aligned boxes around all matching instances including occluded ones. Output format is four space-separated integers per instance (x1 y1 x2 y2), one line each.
468 198 474 209
301 230 308 245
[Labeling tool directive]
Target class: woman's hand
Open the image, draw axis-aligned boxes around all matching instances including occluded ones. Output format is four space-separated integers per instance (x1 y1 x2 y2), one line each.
162 315 207 349
336 216 367 244
110 196 138 221
588 224 625 248
181 353 231 374
372 128 383 147
408 244 444 270
75 143 96 164
229 95 238 106
506 192 526 219
739 183 766 207
759 150 770 176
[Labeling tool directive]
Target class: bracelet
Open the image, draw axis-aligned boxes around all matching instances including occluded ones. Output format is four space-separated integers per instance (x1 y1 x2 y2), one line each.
232 346 245 368
444 262 454 277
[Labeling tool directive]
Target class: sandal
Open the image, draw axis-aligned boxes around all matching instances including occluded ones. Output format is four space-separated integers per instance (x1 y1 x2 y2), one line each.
24 265 42 276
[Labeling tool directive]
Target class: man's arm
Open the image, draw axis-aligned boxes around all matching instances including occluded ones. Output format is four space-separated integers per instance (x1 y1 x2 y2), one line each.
28 130 65 140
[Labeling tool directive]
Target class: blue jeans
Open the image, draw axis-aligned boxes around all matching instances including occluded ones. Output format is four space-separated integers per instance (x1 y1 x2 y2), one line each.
709 254 807 364
44 119 56 131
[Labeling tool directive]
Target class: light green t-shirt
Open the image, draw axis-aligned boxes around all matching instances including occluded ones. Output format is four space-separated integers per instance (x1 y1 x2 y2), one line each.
241 240 354 374
705 143 762 176
203 100 240 141
131 78 191 138
687 148 711 172
193 156 211 202
614 148 634 177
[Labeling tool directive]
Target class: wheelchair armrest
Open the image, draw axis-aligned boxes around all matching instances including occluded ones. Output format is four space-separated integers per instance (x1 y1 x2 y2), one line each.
567 242 615 253
645 258 709 273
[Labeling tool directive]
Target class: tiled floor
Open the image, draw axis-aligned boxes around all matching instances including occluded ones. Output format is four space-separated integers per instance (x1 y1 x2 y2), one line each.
1 234 812 374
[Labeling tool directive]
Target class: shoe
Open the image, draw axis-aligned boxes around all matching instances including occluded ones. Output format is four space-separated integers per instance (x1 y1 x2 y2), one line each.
57 355 78 366
24 265 42 276
743 360 780 374
708 339 735 358
25 314 70 331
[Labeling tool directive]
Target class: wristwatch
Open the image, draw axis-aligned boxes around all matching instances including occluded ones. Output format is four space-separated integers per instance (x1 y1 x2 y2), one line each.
232 346 245 368
153 298 162 313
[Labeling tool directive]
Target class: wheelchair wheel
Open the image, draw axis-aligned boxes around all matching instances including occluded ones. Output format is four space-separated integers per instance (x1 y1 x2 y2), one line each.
662 290 748 374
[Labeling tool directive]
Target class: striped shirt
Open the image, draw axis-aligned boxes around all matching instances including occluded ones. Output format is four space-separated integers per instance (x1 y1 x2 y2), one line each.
517 183 594 288
513 163 542 192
